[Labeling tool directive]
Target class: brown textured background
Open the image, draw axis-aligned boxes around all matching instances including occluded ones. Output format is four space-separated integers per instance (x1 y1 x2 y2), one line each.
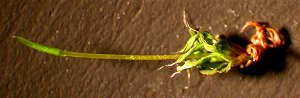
1 0 300 97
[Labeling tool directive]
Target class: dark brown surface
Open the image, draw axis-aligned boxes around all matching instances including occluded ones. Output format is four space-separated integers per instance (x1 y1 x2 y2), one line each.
1 0 300 97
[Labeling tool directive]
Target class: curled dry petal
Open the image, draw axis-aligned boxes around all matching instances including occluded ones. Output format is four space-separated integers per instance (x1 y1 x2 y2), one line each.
241 21 284 66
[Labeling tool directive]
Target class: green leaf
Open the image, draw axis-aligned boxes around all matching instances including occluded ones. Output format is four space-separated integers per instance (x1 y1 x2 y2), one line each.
179 34 199 53
199 69 218 75
175 28 235 75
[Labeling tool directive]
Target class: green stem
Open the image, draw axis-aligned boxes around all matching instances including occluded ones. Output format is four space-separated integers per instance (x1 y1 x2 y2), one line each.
14 36 203 60
62 51 180 60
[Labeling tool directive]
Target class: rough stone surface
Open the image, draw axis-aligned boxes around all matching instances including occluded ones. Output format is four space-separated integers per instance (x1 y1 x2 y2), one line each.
1 0 300 97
